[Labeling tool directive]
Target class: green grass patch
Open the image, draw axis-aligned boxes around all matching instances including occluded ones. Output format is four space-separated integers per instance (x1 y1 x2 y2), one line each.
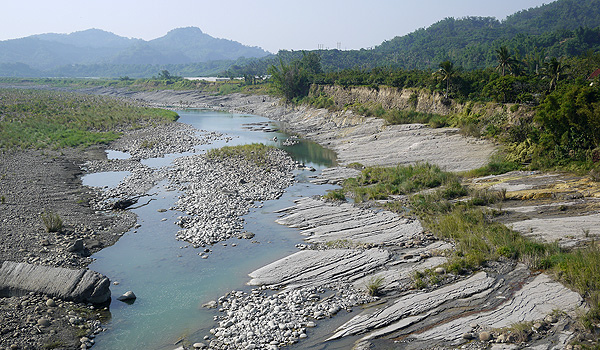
323 189 346 202
0 89 178 149
205 143 277 167
346 102 448 128
304 93 336 109
341 163 458 202
384 109 448 127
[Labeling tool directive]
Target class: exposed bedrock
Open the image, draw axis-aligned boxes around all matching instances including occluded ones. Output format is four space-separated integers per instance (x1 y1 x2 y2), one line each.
275 197 423 246
248 248 392 289
332 265 585 349
0 261 110 304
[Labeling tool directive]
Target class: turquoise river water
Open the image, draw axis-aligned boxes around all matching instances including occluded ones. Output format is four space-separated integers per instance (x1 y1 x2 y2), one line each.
83 110 346 350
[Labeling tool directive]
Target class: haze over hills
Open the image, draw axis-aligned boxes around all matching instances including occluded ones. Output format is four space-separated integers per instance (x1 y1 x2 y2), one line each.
0 27 269 74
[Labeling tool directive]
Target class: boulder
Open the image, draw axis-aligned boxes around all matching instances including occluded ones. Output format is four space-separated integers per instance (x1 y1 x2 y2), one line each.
67 239 85 252
0 261 110 304
117 290 136 302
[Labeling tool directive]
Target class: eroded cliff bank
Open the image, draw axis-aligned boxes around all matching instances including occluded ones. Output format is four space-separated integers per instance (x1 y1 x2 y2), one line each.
79 86 497 172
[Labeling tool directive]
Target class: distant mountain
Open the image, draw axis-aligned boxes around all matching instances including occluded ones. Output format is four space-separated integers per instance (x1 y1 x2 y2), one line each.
33 28 141 48
148 27 268 63
0 27 270 76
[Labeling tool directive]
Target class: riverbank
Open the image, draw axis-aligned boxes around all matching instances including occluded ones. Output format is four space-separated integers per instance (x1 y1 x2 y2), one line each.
0 148 129 349
75 87 496 172
2 86 596 349
0 116 218 349
131 90 590 349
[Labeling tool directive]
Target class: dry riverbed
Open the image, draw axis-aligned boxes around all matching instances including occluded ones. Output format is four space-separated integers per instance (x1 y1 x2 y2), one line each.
2 86 598 350
0 114 296 349
0 147 133 350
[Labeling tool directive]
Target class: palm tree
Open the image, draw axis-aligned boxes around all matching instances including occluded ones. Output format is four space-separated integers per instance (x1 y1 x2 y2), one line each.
542 57 569 91
434 60 455 99
525 47 546 75
495 46 517 76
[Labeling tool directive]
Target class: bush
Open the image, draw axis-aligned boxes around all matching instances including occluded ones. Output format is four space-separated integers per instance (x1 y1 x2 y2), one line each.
41 210 63 233
365 276 385 296
384 109 447 127
323 189 346 202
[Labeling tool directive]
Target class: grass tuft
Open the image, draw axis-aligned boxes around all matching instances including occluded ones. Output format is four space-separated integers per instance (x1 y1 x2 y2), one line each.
342 163 458 202
365 276 385 296
323 189 346 202
41 210 63 233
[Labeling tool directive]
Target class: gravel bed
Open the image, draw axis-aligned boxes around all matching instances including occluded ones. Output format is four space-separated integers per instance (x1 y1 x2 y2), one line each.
167 149 298 246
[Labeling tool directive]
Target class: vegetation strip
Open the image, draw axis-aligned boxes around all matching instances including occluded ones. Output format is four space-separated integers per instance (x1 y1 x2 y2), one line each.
0 89 178 149
327 162 600 332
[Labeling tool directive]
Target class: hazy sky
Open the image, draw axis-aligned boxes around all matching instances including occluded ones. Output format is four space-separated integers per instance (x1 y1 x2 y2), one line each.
4 0 553 53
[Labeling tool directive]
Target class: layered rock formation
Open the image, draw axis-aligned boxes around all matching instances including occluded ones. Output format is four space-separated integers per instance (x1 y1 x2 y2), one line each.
0 261 110 304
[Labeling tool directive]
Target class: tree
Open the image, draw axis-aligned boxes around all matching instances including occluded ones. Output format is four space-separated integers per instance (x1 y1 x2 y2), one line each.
495 46 518 76
433 60 455 98
267 52 322 101
157 70 172 80
268 58 311 101
542 57 570 91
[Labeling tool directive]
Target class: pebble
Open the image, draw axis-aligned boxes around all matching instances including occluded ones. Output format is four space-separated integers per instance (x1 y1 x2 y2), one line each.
45 299 56 307
167 148 297 247
203 285 374 348
479 331 492 341
37 318 50 327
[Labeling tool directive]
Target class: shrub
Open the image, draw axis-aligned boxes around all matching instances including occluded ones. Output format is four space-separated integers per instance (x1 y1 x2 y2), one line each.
323 189 346 202
365 276 385 296
41 210 63 233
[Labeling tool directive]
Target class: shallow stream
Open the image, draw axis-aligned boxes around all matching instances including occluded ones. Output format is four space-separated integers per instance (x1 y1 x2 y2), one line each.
84 110 342 350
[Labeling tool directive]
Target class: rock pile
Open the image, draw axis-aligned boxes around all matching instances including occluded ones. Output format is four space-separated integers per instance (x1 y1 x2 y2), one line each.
167 149 297 246
108 122 225 159
203 285 375 349
0 292 105 350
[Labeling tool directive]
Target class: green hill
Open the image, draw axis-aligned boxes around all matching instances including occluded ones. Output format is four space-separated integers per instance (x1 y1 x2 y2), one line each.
237 0 600 74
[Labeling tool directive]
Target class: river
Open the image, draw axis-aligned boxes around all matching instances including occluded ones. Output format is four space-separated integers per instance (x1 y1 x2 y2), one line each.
83 109 339 350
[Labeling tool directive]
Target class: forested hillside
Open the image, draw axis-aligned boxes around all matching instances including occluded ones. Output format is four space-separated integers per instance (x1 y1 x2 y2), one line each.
226 0 600 77
375 0 600 70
